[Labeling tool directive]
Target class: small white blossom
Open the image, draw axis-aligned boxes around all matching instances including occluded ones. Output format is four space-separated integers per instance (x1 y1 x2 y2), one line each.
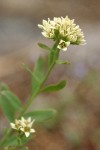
10 119 21 130
10 117 35 138
38 16 86 50
38 19 55 39
57 40 70 51
20 117 35 137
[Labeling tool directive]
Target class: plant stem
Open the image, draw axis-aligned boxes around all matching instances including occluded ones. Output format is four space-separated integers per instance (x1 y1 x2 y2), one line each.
19 42 59 116
0 42 59 147
19 61 55 117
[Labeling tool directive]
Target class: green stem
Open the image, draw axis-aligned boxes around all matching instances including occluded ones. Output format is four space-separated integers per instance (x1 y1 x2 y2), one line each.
19 61 55 117
19 42 59 116
17 136 22 147
0 42 59 147
19 42 59 117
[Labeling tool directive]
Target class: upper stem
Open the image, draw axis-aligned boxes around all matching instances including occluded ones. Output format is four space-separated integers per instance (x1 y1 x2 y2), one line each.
19 61 55 117
19 42 59 117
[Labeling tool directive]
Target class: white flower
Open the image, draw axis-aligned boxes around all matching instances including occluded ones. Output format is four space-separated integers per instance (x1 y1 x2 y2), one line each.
38 19 55 39
57 40 70 51
10 119 21 130
20 117 35 137
38 16 86 48
10 117 35 138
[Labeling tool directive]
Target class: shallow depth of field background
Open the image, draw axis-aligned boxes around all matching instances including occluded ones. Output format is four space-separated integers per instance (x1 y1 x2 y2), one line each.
0 0 100 150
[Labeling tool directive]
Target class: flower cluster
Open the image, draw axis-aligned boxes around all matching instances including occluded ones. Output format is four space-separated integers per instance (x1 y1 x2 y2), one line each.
38 16 86 51
10 117 35 137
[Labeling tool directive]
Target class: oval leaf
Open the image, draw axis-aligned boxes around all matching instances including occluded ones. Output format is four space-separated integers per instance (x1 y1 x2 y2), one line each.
24 109 56 122
0 91 22 121
41 80 67 92
1 91 22 110
38 43 51 51
56 59 70 65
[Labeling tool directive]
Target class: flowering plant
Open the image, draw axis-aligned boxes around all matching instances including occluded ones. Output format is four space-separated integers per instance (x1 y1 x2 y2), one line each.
0 16 85 150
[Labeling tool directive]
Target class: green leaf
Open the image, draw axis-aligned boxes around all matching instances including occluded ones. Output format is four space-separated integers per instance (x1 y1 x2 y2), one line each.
32 57 45 93
24 109 56 122
22 63 40 83
22 63 33 75
0 134 17 148
0 91 22 121
41 80 67 92
0 82 9 91
1 91 22 110
56 60 70 65
38 43 51 51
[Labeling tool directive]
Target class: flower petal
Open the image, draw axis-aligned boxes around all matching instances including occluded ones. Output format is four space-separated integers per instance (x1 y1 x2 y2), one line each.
25 132 30 137
30 128 35 133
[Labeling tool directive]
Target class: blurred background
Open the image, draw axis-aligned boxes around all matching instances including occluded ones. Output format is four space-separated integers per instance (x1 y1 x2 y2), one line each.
0 0 100 150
